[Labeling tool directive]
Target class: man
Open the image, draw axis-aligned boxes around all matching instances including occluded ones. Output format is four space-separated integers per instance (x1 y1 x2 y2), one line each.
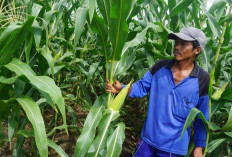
106 27 209 157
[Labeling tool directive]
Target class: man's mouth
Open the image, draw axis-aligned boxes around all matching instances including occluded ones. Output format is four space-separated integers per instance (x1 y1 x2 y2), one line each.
174 51 181 55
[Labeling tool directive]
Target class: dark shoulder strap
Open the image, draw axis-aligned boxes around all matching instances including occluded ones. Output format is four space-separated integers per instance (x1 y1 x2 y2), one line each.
198 68 210 97
149 59 170 76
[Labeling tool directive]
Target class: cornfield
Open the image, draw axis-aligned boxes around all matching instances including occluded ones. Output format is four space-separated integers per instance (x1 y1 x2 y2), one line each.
0 0 232 156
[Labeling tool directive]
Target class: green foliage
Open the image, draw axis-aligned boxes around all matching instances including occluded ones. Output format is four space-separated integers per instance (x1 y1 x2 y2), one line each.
0 0 232 156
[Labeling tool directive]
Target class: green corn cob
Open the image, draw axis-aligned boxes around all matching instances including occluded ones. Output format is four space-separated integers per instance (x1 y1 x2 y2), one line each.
108 80 133 111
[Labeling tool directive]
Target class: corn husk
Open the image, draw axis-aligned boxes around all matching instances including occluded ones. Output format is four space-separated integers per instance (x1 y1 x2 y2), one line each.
108 80 133 111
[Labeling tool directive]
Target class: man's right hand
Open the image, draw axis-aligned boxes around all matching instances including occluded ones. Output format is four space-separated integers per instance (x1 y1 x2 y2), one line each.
105 79 122 94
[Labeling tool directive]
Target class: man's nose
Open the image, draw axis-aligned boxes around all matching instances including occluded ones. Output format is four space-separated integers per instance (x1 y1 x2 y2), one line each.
174 43 181 50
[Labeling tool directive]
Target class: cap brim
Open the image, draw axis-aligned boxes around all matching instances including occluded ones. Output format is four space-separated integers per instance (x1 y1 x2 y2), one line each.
168 33 196 41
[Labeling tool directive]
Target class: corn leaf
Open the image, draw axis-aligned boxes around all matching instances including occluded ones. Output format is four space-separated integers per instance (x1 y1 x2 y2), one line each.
74 106 103 157
222 86 232 101
221 105 232 131
167 0 178 31
74 8 88 47
16 130 68 157
89 0 96 23
87 109 119 157
8 105 20 149
0 24 21 46
199 0 221 38
122 23 162 56
106 122 125 157
114 51 136 76
17 97 48 157
31 3 43 17
97 0 110 24
5 59 67 133
48 139 68 157
168 0 194 18
191 0 200 28
207 138 226 153
38 46 55 78
91 13 108 58
224 132 232 138
0 16 34 68
108 0 134 61
180 108 209 140
0 76 18 84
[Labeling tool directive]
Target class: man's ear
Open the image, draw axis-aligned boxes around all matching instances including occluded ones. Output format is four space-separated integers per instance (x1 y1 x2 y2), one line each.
195 46 202 55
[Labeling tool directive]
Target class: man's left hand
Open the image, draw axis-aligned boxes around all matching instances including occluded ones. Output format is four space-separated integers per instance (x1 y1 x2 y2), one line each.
193 147 203 157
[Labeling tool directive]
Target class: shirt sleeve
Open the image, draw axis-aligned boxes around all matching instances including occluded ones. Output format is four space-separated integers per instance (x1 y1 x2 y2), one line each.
193 95 209 147
122 71 152 98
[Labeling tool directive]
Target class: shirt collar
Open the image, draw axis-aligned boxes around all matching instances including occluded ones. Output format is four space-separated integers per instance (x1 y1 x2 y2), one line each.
166 59 199 77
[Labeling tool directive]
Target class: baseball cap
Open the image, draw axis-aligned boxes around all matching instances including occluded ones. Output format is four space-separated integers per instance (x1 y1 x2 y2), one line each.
168 27 206 48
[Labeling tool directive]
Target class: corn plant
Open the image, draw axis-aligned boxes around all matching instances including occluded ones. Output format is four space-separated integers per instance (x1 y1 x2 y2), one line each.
1 0 232 156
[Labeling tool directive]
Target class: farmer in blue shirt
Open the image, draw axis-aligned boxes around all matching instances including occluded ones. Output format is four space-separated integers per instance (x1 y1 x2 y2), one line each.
106 27 209 157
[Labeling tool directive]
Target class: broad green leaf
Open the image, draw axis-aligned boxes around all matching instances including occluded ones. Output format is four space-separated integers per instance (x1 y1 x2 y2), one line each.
16 130 34 138
17 97 48 157
74 8 88 47
223 23 232 46
25 34 33 64
5 59 67 132
199 1 221 38
4 59 36 76
12 118 27 157
167 0 178 31
208 138 226 153
38 46 55 78
91 13 108 58
191 0 200 28
86 62 100 85
43 10 58 26
208 0 227 19
97 0 110 24
168 0 194 18
0 16 34 67
224 132 232 138
31 3 43 17
221 104 232 131
208 122 221 131
89 0 96 23
222 86 232 101
122 23 162 55
87 109 119 157
74 106 103 157
211 82 229 100
106 122 125 157
180 108 208 140
8 105 20 149
109 0 134 61
114 51 136 76
32 20 43 48
48 139 68 157
0 76 18 84
65 105 77 129
0 24 21 45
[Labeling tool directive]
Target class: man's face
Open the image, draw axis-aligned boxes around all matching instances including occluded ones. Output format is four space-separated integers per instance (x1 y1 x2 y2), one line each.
173 38 200 61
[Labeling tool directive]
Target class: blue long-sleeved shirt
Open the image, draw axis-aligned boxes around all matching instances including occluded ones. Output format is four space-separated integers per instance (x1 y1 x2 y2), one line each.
123 59 209 155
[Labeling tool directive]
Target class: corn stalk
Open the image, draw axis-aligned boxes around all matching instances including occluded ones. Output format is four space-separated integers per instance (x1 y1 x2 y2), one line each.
204 5 232 157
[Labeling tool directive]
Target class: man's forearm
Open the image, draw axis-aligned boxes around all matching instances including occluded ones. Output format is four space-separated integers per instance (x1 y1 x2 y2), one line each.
193 147 203 157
